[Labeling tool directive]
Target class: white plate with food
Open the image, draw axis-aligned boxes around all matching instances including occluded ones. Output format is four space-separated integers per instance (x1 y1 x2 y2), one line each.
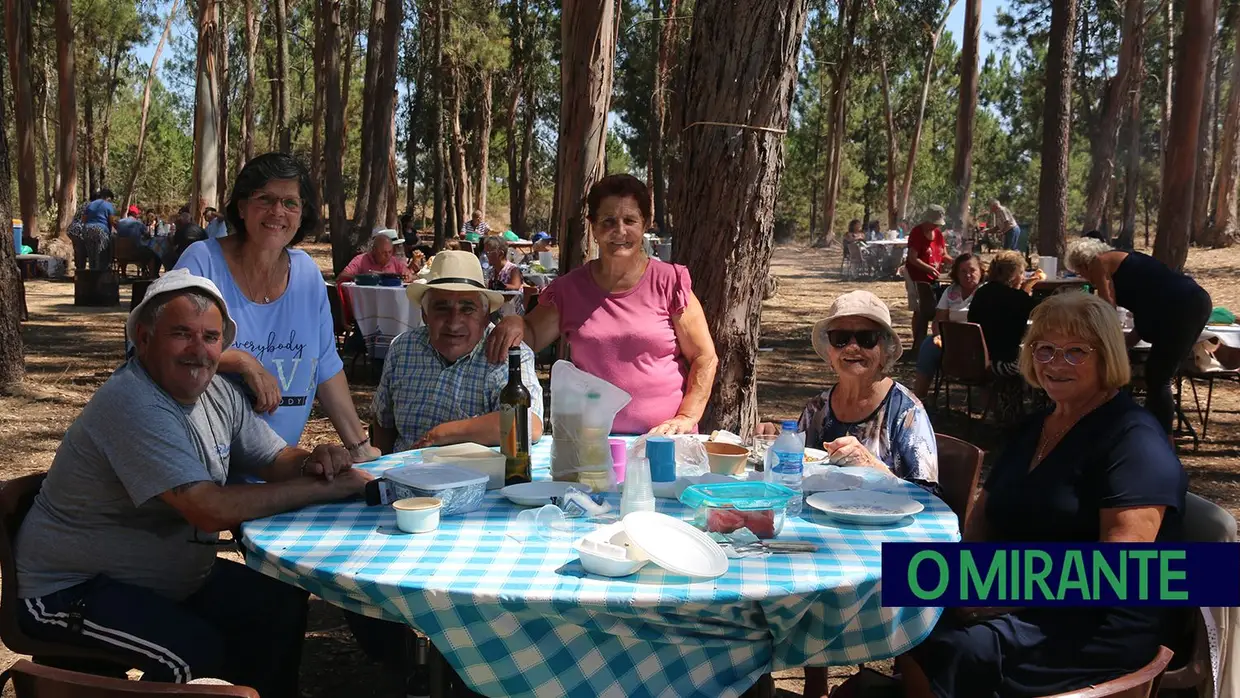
803 447 831 464
806 490 924 525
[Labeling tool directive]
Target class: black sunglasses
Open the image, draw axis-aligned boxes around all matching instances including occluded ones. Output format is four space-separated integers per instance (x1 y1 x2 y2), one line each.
826 329 882 349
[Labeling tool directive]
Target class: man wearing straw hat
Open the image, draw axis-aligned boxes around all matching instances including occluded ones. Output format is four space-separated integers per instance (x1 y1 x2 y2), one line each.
370 250 544 453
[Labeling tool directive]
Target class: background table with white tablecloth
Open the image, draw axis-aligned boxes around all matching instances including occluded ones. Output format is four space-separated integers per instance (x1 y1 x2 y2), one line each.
341 282 423 360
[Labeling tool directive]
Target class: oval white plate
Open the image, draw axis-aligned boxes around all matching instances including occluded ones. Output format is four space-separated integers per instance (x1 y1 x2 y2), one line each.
806 490 924 525
499 481 592 507
621 511 729 579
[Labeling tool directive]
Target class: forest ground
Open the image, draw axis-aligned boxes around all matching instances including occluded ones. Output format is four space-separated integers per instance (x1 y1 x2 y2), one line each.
2 240 1239 696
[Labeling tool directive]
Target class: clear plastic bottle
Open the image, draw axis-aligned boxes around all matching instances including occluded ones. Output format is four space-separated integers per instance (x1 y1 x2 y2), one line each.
764 420 805 516
577 391 613 491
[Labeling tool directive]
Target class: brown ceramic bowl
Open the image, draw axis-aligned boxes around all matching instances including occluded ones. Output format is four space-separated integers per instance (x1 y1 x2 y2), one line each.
704 442 750 476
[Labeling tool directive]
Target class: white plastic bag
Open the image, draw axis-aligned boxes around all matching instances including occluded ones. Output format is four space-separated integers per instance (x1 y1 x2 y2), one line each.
625 435 710 478
549 361 631 486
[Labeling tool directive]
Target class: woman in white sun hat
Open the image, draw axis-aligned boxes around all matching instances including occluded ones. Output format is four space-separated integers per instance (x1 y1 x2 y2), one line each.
758 290 938 488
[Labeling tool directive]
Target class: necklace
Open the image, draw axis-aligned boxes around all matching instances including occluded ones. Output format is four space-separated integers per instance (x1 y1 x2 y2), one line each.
1032 390 1116 467
238 252 287 304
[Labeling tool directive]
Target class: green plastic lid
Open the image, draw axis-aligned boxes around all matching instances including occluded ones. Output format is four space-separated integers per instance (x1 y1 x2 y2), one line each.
679 482 796 511
503 230 520 242
465 232 481 243
1210 307 1236 325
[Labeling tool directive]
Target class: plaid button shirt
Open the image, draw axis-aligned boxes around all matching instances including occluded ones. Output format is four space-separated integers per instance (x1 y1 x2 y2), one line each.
371 325 544 451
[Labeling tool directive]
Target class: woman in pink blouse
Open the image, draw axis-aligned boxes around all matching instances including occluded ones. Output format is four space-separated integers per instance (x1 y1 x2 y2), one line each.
487 174 717 435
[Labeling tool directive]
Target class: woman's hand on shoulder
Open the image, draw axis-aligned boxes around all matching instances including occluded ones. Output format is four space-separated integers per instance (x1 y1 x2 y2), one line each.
484 315 526 364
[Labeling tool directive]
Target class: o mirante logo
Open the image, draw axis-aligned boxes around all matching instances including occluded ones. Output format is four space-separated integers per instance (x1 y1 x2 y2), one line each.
881 543 1240 607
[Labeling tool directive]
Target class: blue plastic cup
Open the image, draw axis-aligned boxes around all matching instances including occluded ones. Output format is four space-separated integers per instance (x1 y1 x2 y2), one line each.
646 437 676 482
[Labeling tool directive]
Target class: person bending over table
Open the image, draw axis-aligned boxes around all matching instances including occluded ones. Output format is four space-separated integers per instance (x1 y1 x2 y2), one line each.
912 252 983 399
338 231 412 283
14 271 371 697
520 232 553 264
486 174 717 436
176 153 380 462
1065 236 1212 435
896 292 1187 698
370 251 544 452
905 205 948 354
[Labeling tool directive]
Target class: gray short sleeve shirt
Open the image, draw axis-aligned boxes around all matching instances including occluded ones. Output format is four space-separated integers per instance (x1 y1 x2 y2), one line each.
15 359 286 601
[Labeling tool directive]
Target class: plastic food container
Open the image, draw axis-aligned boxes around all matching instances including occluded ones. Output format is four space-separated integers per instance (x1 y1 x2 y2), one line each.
422 443 506 490
382 464 489 516
393 497 442 533
679 482 797 539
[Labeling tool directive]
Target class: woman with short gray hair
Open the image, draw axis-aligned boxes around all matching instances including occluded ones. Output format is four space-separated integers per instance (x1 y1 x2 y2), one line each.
1064 236 1211 434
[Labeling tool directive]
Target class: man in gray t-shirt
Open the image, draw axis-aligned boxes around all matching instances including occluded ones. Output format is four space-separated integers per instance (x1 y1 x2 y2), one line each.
14 271 372 696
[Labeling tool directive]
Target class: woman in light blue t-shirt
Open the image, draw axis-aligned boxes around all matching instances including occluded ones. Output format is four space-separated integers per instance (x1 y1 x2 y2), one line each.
176 153 379 461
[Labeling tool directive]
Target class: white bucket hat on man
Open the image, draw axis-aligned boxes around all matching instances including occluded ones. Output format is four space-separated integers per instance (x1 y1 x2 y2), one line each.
810 290 903 363
406 250 505 310
127 268 237 347
372 228 400 242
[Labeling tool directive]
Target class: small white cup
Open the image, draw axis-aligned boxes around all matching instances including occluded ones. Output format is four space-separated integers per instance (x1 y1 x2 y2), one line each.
393 497 442 533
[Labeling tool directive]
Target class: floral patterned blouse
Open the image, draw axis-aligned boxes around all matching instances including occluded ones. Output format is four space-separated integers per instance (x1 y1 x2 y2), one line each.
796 381 939 488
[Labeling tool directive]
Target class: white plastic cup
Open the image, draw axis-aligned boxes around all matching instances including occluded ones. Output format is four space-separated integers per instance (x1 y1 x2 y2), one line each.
393 497 442 533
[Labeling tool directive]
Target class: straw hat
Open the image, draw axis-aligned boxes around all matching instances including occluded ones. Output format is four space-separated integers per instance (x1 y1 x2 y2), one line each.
922 205 947 226
810 290 903 363
405 250 505 309
127 269 237 347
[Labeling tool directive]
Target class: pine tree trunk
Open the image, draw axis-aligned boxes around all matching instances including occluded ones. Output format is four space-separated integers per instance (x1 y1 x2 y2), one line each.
53 0 77 237
432 0 446 248
1081 0 1143 234
649 0 679 234
98 43 121 191
0 22 24 387
1118 11 1145 250
477 70 493 216
340 0 359 147
876 51 897 229
669 0 810 435
273 0 292 152
899 0 958 224
362 0 402 232
310 0 326 239
1191 22 1220 246
554 0 620 272
449 66 470 230
1210 1 1240 247
820 0 862 243
949 0 980 231
124 0 180 211
1155 0 1220 270
323 0 354 273
192 0 222 221
243 0 259 164
5 0 39 240
1036 0 1078 258
518 86 534 237
216 3 230 202
84 91 95 200
355 0 386 222
1161 0 1173 180
36 63 51 211
505 0 525 235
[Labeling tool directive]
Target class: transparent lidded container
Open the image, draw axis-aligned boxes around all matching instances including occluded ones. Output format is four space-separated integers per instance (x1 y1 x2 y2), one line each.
678 482 797 539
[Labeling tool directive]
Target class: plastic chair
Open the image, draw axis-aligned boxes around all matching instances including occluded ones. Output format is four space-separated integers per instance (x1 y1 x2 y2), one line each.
0 475 134 673
934 433 983 527
1041 645 1173 697
0 659 259 697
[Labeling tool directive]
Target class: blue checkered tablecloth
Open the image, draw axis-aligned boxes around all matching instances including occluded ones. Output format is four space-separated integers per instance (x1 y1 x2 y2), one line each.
240 440 960 697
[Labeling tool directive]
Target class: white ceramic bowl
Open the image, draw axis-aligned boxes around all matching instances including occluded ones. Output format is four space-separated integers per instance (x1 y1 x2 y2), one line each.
393 497 442 533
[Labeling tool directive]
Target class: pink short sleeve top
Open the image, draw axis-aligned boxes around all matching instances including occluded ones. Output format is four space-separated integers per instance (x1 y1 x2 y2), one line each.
541 258 692 434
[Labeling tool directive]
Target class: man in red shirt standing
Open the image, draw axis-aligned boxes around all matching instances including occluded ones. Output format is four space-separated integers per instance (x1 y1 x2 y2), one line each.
905 204 948 355
905 204 946 282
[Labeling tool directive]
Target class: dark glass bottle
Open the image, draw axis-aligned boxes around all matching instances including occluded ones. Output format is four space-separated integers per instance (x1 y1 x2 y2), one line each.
500 347 531 485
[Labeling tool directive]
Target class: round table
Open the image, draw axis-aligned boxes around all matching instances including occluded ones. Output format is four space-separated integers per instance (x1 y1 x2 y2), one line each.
863 240 907 277
240 441 959 697
341 282 424 361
